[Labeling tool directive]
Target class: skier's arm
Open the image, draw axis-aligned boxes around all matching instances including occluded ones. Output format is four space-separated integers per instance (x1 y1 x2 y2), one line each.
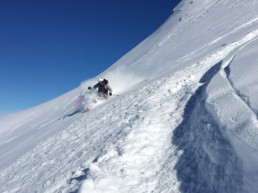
93 83 99 89
88 83 99 90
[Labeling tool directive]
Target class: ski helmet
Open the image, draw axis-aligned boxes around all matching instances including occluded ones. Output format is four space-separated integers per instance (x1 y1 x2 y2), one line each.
98 77 104 82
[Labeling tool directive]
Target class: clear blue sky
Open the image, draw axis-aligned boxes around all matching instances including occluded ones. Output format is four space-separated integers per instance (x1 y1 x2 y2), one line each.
0 0 181 116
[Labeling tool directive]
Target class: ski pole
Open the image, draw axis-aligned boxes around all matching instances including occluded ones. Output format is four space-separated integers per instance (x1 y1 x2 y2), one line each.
72 90 89 109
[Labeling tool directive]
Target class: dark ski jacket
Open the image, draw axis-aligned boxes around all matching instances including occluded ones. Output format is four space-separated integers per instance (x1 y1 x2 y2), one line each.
93 80 112 94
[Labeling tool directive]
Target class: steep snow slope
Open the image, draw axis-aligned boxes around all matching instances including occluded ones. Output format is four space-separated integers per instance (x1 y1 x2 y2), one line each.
1 0 258 192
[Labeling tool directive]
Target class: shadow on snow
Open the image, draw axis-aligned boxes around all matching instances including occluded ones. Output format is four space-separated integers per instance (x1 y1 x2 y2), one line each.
68 168 90 193
60 108 87 120
172 61 244 193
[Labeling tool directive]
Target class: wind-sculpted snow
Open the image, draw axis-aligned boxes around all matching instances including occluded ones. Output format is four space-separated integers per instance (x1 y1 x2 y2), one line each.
205 68 258 193
228 39 258 116
205 41 258 193
172 61 243 193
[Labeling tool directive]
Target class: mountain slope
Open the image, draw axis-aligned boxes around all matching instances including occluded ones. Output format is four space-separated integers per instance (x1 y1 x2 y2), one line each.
1 0 258 192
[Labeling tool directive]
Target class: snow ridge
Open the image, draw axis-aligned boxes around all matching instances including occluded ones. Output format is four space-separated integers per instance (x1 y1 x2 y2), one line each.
223 40 258 119
171 61 243 193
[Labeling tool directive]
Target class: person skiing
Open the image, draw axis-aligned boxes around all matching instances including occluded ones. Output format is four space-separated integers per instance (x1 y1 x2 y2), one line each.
88 78 113 98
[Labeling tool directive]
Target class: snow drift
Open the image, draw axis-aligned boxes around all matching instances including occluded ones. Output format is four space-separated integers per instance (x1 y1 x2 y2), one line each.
1 0 258 192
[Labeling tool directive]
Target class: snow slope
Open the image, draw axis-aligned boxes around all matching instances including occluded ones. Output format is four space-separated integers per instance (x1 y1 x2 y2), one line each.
1 0 258 192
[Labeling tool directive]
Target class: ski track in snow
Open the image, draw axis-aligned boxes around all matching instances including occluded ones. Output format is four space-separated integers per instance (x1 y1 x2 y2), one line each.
208 17 258 47
173 17 258 67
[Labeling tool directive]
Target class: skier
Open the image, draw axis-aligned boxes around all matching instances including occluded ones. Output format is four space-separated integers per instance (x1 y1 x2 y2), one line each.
88 78 113 98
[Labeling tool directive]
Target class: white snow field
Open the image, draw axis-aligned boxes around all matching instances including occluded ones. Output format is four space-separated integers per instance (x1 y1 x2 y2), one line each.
1 0 258 192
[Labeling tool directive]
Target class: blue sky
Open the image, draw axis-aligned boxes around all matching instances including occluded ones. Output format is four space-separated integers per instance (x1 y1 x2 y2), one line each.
0 0 180 116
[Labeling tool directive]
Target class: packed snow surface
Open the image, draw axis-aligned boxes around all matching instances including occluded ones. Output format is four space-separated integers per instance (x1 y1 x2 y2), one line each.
1 0 258 192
